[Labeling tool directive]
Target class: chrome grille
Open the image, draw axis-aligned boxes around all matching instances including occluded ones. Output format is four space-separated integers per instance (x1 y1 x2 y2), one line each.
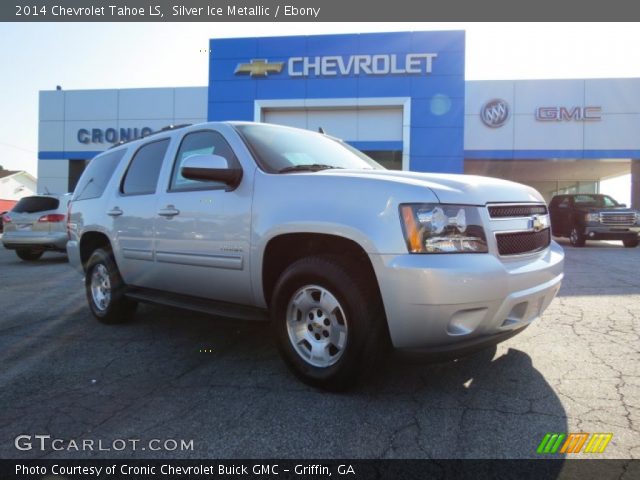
488 204 548 218
496 228 551 256
599 212 636 226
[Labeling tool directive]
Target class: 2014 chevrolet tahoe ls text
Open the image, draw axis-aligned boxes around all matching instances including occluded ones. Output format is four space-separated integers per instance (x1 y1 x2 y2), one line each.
67 122 564 390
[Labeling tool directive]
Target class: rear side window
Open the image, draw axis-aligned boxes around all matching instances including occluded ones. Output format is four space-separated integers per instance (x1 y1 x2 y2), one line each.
121 139 170 195
12 196 59 213
74 149 126 201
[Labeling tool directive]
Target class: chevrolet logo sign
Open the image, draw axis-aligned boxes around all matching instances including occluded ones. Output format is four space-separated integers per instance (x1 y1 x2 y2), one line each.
234 59 284 77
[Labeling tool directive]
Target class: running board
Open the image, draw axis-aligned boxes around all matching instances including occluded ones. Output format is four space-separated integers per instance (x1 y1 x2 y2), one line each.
125 287 269 322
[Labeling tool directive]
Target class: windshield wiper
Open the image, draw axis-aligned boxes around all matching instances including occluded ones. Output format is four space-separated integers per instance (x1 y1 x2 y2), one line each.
278 164 342 173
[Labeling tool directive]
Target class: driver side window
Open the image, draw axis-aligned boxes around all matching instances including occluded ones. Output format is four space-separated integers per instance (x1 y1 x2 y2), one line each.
170 130 239 191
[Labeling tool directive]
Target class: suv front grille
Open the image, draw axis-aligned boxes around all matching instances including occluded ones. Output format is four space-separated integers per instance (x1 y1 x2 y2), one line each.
488 204 548 218
599 212 636 226
496 228 551 256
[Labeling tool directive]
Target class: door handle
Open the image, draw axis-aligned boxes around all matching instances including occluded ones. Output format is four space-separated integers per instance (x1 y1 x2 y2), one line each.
107 207 123 217
158 206 180 218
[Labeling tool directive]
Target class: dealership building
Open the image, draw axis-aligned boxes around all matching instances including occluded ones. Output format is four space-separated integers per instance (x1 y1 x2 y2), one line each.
38 30 640 207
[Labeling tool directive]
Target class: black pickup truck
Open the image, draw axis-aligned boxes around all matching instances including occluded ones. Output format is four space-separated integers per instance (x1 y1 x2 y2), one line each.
549 194 639 247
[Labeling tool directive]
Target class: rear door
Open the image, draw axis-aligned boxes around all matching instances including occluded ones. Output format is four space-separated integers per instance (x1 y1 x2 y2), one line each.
152 129 253 305
108 138 171 288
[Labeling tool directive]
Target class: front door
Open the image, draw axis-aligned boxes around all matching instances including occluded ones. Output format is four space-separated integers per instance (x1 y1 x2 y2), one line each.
153 129 253 305
550 196 572 236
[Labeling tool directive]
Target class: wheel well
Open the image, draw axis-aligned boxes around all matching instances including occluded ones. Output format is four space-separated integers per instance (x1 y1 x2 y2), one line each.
79 232 112 268
262 233 380 307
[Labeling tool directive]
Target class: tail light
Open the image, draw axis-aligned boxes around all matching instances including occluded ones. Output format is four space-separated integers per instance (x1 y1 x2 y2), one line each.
38 214 66 223
1 214 11 223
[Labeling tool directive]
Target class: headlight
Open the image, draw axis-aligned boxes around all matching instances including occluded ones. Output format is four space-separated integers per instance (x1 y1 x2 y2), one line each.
400 204 488 253
585 213 600 222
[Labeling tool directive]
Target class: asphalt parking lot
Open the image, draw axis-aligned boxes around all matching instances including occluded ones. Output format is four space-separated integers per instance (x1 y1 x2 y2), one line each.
0 239 638 459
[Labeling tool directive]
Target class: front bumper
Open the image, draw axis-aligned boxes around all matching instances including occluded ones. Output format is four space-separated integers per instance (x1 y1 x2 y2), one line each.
370 241 564 350
583 225 640 240
2 231 68 251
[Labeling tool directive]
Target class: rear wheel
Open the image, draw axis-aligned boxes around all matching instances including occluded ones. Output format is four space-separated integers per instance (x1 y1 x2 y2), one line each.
569 226 586 247
271 255 384 391
85 248 137 324
623 237 639 248
15 248 44 261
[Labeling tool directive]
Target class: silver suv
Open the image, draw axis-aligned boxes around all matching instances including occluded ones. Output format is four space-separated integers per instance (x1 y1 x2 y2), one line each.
2 193 71 261
67 122 564 389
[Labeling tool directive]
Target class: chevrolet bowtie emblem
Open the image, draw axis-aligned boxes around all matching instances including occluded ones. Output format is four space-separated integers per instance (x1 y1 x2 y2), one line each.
234 59 284 77
530 214 548 232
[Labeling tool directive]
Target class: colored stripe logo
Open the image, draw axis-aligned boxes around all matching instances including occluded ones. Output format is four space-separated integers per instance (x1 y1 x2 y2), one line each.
537 433 612 454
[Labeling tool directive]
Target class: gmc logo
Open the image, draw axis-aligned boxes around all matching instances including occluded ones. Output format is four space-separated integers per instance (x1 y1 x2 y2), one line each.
535 106 601 122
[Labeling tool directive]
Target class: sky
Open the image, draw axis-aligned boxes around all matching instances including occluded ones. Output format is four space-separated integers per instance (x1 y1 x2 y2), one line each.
2 22 640 182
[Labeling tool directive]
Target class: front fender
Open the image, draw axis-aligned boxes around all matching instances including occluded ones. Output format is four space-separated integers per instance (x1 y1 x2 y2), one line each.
250 222 379 307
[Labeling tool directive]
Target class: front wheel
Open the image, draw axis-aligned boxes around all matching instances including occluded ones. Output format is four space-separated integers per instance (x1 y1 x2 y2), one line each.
271 255 384 391
85 248 137 324
569 227 586 247
16 248 44 261
623 237 639 248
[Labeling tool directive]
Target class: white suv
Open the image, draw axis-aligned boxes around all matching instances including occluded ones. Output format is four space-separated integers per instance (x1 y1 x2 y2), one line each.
2 193 71 261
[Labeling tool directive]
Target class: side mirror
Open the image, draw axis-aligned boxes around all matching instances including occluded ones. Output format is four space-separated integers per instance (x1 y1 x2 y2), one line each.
619 203 627 208
181 154 242 187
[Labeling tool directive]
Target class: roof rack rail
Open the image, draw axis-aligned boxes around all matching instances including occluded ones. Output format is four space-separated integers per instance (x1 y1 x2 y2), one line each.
108 123 192 149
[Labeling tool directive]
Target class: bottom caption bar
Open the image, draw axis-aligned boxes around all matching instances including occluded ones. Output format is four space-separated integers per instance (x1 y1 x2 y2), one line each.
2 459 637 480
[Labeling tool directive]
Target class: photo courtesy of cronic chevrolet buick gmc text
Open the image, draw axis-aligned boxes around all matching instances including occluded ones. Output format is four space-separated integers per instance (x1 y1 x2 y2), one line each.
66 122 564 390
549 194 640 247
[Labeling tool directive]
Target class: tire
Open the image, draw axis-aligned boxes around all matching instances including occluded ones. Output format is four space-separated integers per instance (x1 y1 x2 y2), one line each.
16 248 44 261
569 226 586 247
85 248 137 324
271 255 384 391
623 237 639 248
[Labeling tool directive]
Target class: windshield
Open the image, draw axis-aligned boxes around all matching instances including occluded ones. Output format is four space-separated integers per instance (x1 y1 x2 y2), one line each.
573 194 619 208
234 123 384 173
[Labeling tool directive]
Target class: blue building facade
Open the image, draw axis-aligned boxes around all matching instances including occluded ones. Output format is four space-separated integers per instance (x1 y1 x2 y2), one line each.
208 31 465 173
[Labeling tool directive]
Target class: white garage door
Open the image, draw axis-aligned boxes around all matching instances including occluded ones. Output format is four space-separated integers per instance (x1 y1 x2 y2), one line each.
263 106 403 142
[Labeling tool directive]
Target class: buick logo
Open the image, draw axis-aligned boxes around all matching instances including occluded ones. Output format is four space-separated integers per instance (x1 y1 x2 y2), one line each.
481 99 510 128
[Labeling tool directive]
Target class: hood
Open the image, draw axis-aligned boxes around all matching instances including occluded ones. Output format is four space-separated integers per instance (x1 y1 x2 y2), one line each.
321 170 545 205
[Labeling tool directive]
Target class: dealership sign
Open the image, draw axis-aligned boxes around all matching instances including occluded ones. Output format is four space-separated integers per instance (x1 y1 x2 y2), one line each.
535 106 601 122
77 127 153 144
234 53 438 78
